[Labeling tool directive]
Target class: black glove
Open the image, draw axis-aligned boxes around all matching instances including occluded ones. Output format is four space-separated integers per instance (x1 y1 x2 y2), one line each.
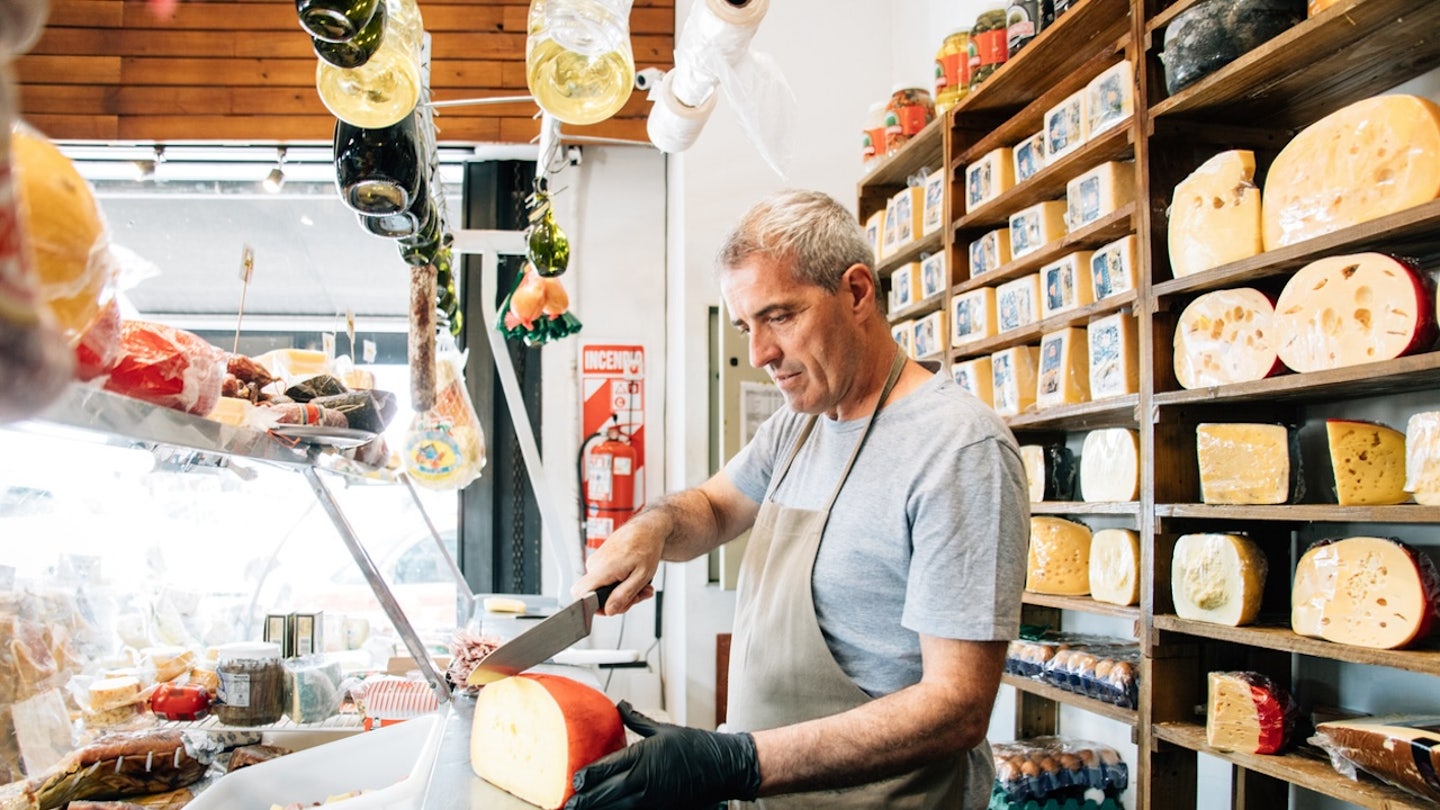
564 701 762 810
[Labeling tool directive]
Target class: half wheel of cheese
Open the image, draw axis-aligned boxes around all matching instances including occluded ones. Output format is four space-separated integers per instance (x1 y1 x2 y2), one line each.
1174 288 1280 389
1292 536 1440 650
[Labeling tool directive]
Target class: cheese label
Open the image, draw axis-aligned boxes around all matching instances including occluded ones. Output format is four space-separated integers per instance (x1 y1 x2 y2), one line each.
965 147 1016 212
992 346 1040 416
952 357 994 407
919 252 947 299
1009 200 1068 258
997 274 1040 333
952 287 997 346
1044 89 1088 162
921 169 946 236
1090 235 1138 300
1085 60 1134 138
1040 252 1094 318
1088 312 1138 400
912 310 946 359
865 210 885 263
1014 131 1046 184
891 319 915 359
969 229 1012 277
1037 327 1089 409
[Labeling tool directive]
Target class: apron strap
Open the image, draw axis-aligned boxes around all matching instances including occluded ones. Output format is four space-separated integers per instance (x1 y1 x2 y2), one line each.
819 348 907 515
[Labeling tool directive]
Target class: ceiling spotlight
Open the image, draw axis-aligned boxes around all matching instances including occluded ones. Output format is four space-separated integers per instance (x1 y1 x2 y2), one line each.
263 147 287 193
131 145 165 182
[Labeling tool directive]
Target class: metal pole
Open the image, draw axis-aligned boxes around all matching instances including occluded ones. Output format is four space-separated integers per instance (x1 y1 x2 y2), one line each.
401 472 476 622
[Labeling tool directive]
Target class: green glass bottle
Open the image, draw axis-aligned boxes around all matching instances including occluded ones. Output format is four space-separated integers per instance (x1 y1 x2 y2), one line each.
312 0 386 69
296 0 379 43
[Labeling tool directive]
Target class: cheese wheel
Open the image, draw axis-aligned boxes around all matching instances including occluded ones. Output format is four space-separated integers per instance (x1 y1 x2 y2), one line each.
1206 671 1295 755
1197 423 1293 504
1326 419 1409 505
1263 94 1440 250
1174 288 1281 389
1292 536 1440 649
471 674 626 809
1405 412 1440 505
1090 529 1141 606
1169 150 1263 278
1273 253 1434 373
1027 517 1092 595
1313 716 1440 802
1172 533 1267 626
1080 428 1139 502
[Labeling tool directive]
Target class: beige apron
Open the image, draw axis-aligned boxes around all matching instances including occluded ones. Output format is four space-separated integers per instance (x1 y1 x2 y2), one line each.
726 351 967 809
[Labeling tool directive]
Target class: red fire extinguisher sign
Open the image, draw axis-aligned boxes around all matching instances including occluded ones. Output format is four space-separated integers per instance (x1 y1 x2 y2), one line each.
580 343 645 552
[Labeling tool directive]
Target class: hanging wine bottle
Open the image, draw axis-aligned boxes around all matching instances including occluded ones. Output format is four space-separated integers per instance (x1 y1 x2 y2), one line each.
312 0 385 69
399 209 442 267
296 0 378 43
316 0 422 128
359 174 434 238
526 0 636 125
333 110 421 216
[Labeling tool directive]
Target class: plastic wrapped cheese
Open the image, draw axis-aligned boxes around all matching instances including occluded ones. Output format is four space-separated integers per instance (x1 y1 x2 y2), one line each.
1197 423 1295 504
891 319 915 360
919 252 947 299
1292 536 1440 649
1174 288 1281 389
1171 533 1267 626
1169 150 1263 278
1085 60 1134 137
969 228 1012 278
1207 671 1297 755
1080 428 1139 502
1044 89 1088 162
997 274 1040 333
1027 517 1092 595
1159 0 1304 95
1020 443 1076 502
1325 419 1409 505
1010 200 1068 258
1036 327 1089 409
864 210 885 262
911 309 946 359
951 357 994 407
1263 94 1440 250
951 287 997 346
992 346 1040 416
965 147 1015 212
1312 716 1440 803
1066 161 1134 231
890 186 925 248
1039 252 1094 319
1405 412 1440 505
1090 235 1138 300
1088 312 1139 400
921 168 946 236
1090 528 1140 606
1013 131 1046 184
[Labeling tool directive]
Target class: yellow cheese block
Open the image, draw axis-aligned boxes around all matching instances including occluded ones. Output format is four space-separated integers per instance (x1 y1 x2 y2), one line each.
89 675 142 712
992 345 1040 417
865 210 885 263
1197 423 1290 504
922 168 946 236
1086 60 1134 138
891 319 915 359
1263 94 1440 250
1010 200 1069 258
952 357 994 407
1087 312 1139 400
1405 411 1440 505
1027 517 1093 596
890 262 922 311
912 309 947 359
965 147 1016 213
919 252 948 299
1079 428 1139 502
969 228 1013 278
1036 327 1089 409
997 274 1041 333
1090 235 1138 301
1326 419 1409 505
1172 533 1267 626
206 396 256 427
1040 252 1094 319
1292 536 1438 649
1014 131 1046 183
1089 528 1140 606
1020 445 1046 503
881 196 900 259
1044 89 1089 162
891 186 926 248
1206 671 1293 755
1169 150 1263 278
1066 161 1135 231
951 287 998 346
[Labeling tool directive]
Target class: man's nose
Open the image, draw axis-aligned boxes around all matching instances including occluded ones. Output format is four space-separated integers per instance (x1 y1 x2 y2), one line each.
749 329 780 370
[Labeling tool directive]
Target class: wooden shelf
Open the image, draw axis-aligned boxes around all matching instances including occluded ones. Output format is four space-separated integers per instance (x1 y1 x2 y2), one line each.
1022 590 1142 620
1152 616 1440 676
1157 503 1440 525
1149 199 1440 302
954 204 1135 295
887 293 944 325
1152 722 1431 810
1153 351 1440 408
1146 0 1440 128
1031 500 1141 517
1000 672 1139 725
952 290 1138 362
1006 395 1140 432
876 229 944 279
955 125 1135 232
858 115 946 194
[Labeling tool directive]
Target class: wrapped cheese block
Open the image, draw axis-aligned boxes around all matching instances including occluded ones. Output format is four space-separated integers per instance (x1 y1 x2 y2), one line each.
87 676 140 712
1013 131 1046 184
890 186 925 248
1036 327 1089 409
1086 60 1134 138
997 274 1040 333
1197 423 1295 504
1019 443 1076 502
1263 94 1440 249
911 309 946 359
1044 90 1088 162
891 320 915 359
1174 288 1281 389
1171 533 1266 626
1405 412 1440 505
965 147 1016 212
1159 0 1304 95
471 674 626 809
1292 536 1440 649
1325 419 1409 505
951 357 994 407
1273 253 1435 373
1313 716 1440 803
1039 252 1093 319
1090 234 1138 300
992 346 1040 416
1066 161 1134 231
919 252 947 299
1206 671 1297 754
968 228 1012 277
921 169 946 236
1088 312 1139 400
1079 428 1139 502
1090 528 1141 606
1027 517 1092 595
951 287 997 346
1010 200 1068 258
1169 151 1262 278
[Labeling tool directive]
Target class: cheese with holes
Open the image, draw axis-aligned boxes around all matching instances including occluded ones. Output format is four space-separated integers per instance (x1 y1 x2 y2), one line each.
1080 428 1139 502
471 674 626 809
1405 412 1440 505
1014 131 1046 184
1040 252 1095 318
1086 60 1134 137
1091 235 1138 301
1292 536 1440 649
865 210 885 262
1010 200 1069 258
1090 528 1141 606
1174 288 1281 389
891 186 925 248
969 229 1013 277
992 346 1040 416
966 147 1016 212
1044 90 1088 162
1206 671 1295 755
1172 533 1267 626
1169 150 1263 278
919 252 947 299
912 310 947 359
891 319 915 359
1027 517 1093 595
1197 423 1292 504
1274 253 1434 373
922 168 946 236
1327 419 1409 505
1021 443 1076 502
952 357 994 407
1037 327 1089 409
1067 161 1135 231
952 287 998 346
1263 94 1440 250
997 274 1041 333
1313 716 1440 802
1088 312 1139 400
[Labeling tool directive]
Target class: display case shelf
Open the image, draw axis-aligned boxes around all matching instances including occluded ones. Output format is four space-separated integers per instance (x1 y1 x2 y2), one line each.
160 712 366 733
1153 351 1440 407
954 205 1134 294
1151 722 1431 810
877 230 945 279
1000 673 1139 726
1156 503 1440 525
1006 395 1140 432
1022 591 1142 621
1152 616 1440 677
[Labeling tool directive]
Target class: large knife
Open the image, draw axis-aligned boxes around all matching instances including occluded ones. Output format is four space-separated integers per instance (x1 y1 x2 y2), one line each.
466 584 617 686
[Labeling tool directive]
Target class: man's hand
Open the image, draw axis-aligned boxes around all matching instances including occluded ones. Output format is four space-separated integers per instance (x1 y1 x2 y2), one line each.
564 702 762 810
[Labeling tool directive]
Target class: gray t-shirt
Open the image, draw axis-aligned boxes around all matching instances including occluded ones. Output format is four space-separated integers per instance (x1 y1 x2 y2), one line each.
726 372 1029 697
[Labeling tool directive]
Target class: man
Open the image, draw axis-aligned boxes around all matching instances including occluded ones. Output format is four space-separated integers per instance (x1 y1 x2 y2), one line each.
566 190 1028 809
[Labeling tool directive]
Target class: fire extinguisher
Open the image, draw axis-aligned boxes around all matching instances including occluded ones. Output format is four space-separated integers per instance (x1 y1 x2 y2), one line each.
578 418 640 555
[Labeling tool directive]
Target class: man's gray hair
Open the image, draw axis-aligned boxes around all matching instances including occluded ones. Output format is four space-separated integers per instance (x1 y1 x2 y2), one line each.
716 189 878 293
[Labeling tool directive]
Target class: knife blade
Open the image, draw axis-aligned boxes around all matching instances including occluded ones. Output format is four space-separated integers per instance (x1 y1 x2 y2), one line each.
466 583 616 686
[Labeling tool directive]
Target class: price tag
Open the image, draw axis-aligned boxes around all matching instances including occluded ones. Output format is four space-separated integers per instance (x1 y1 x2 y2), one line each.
322 332 335 362
363 339 377 364
238 245 254 283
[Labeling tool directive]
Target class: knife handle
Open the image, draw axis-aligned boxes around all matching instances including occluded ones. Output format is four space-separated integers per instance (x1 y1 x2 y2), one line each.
594 582 618 612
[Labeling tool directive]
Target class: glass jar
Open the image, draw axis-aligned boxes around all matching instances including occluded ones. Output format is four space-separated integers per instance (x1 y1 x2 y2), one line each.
214 642 284 727
934 29 971 115
315 0 422 128
969 3 1008 90
526 0 636 126
1007 0 1055 57
883 85 935 155
861 101 886 167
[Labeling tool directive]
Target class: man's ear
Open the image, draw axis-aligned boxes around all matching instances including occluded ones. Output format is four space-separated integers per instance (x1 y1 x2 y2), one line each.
840 263 877 313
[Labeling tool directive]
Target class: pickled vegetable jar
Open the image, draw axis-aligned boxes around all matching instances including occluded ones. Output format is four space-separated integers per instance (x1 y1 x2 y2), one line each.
934 29 971 114
969 4 1008 89
883 85 935 155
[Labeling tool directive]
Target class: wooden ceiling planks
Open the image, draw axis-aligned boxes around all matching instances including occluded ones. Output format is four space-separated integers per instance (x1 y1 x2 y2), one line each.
14 0 674 144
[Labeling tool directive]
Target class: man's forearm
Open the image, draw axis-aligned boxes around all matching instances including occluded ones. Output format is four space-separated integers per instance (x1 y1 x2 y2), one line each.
632 488 738 562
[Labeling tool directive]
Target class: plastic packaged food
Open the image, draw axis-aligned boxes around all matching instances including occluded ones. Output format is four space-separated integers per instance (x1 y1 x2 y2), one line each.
883 85 935 155
1312 715 1440 803
283 657 343 724
934 29 971 114
103 321 226 416
149 683 211 722
349 675 439 729
861 101 887 167
1206 671 1297 754
213 642 284 727
1040 644 1139 708
404 334 487 491
991 736 1128 802
1159 0 1304 95
969 4 1009 89
1292 536 1440 650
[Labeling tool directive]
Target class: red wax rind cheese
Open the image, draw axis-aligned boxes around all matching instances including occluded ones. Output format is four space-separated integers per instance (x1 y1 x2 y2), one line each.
1206 671 1296 755
1292 536 1440 650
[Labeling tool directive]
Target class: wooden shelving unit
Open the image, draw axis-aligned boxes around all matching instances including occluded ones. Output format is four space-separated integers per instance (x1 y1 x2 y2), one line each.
1152 617 1440 677
1022 591 1142 621
1000 673 1139 726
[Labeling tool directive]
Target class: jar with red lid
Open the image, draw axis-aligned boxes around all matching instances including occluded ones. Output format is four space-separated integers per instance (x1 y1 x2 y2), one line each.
883 85 935 155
